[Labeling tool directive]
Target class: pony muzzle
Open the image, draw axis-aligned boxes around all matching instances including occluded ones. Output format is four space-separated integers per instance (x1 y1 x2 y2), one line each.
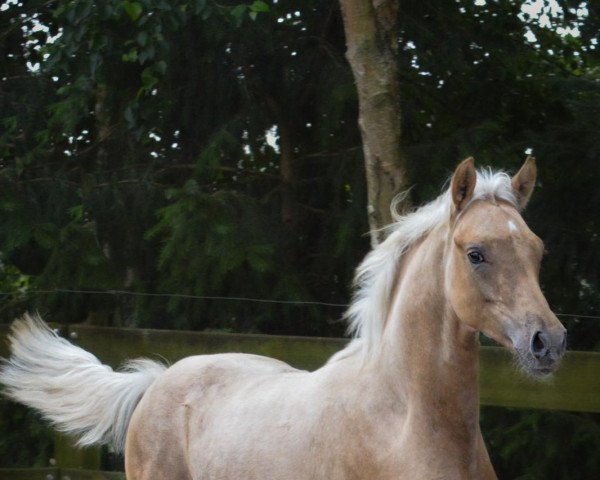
524 325 567 376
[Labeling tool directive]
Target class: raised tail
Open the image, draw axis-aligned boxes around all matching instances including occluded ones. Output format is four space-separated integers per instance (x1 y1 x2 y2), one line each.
0 313 166 452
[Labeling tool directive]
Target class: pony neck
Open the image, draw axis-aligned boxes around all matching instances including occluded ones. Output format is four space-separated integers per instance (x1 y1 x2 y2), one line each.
378 224 481 436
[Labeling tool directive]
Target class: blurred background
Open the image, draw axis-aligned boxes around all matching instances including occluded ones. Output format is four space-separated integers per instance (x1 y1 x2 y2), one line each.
0 0 598 478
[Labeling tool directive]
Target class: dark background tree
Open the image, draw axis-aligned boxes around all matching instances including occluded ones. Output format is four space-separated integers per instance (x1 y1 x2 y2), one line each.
0 0 598 477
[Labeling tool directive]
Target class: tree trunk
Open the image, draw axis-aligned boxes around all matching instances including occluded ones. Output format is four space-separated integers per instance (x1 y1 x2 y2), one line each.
278 120 296 226
262 94 297 227
339 0 409 247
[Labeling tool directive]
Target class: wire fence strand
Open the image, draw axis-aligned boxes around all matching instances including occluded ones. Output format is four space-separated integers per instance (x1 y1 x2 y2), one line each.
0 288 599 319
0 288 349 308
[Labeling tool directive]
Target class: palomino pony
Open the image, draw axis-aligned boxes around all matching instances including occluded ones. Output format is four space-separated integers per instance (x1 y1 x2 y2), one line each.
1 157 566 479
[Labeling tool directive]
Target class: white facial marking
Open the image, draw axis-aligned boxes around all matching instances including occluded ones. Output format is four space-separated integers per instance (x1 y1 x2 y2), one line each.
508 220 518 233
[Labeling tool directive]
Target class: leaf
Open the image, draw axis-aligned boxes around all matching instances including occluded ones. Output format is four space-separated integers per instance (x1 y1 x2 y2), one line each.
193 0 206 14
123 104 135 127
250 1 269 13
231 4 247 26
121 48 138 63
136 31 148 47
156 60 167 75
69 204 85 221
141 67 159 92
138 45 155 64
122 1 143 22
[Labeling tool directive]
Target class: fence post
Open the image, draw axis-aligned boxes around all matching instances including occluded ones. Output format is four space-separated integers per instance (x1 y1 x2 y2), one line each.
54 432 101 471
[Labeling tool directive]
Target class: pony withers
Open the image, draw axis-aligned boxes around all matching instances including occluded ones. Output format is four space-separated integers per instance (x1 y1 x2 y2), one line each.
0 157 566 479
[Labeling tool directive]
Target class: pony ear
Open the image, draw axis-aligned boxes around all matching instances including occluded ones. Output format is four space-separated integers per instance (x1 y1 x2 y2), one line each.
511 156 537 210
451 157 477 212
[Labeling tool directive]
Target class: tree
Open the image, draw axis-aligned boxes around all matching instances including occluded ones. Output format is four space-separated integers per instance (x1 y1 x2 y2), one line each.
0 0 367 333
338 0 408 246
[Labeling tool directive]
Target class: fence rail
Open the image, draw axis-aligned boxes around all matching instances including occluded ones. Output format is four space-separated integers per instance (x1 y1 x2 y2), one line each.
0 467 125 479
1 323 599 477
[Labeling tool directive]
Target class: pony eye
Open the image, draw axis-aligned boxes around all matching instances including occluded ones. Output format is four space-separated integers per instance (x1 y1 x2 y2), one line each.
467 250 485 264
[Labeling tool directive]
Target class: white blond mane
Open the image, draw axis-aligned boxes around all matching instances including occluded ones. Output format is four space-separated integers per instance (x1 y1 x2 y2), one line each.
336 168 518 362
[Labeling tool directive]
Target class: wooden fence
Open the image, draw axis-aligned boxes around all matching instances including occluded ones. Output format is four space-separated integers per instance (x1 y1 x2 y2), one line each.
0 324 599 479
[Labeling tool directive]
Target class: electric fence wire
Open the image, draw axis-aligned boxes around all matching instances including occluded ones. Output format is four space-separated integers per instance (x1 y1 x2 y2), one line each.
0 288 599 319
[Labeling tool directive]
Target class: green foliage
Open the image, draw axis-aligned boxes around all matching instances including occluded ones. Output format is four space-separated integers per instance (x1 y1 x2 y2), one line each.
146 184 287 330
0 257 30 306
483 408 600 479
0 400 53 468
0 0 361 329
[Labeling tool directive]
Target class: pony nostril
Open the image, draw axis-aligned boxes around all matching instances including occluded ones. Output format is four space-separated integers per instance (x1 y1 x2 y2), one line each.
531 331 548 358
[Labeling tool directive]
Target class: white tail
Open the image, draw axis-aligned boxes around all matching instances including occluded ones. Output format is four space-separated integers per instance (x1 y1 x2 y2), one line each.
0 313 166 452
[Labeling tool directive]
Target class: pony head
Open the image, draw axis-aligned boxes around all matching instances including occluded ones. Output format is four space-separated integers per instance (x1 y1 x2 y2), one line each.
446 157 566 376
